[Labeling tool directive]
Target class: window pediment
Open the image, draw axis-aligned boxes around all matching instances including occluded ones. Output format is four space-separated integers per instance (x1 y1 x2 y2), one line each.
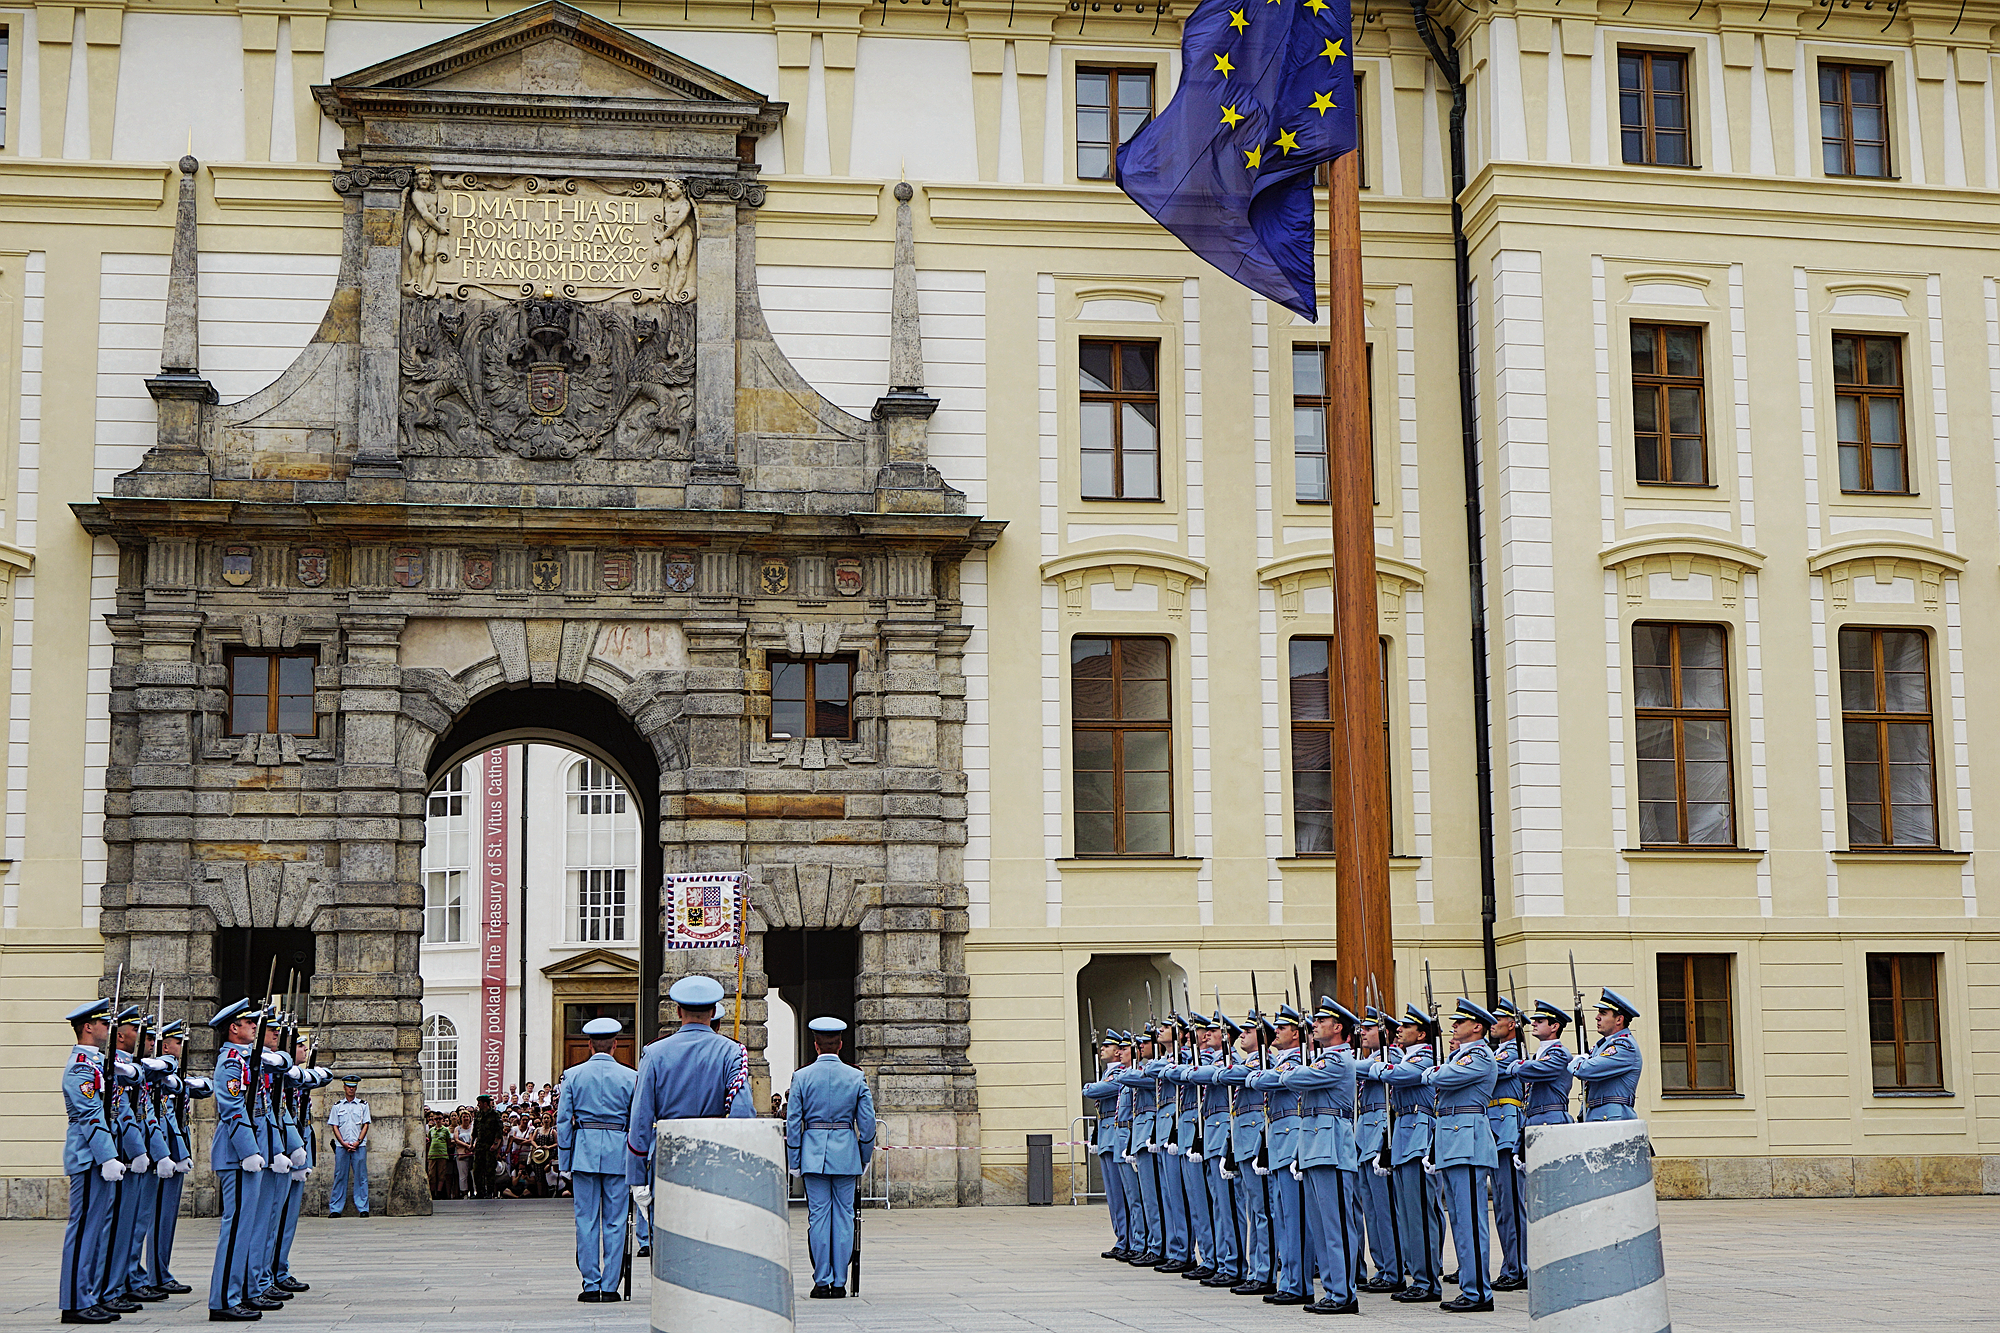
1256 553 1423 624
1601 536 1764 609
1808 539 1965 614
1041 550 1207 621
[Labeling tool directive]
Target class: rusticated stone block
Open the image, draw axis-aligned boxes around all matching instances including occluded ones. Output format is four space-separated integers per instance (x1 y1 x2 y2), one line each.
1772 1156 1854 1197
1702 1155 1773 1198
1918 1155 1984 1194
1854 1155 1922 1196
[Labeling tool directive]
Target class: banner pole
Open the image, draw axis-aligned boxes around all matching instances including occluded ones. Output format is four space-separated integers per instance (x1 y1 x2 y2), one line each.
733 890 745 1043
1327 148 1394 1016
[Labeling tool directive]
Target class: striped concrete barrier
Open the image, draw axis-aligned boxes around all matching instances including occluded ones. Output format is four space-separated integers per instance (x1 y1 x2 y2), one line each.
1524 1120 1671 1333
652 1117 794 1333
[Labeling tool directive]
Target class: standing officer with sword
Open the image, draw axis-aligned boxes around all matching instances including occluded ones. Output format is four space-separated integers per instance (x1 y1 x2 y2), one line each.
558 1016 638 1302
786 1016 876 1299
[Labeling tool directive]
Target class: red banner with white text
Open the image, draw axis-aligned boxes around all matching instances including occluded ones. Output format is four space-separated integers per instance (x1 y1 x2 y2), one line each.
480 747 510 1096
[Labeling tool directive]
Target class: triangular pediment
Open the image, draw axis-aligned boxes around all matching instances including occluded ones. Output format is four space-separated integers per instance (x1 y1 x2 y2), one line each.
541 947 641 979
323 1 777 112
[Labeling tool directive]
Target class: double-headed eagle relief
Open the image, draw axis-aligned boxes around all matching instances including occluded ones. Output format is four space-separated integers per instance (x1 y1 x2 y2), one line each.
397 171 697 461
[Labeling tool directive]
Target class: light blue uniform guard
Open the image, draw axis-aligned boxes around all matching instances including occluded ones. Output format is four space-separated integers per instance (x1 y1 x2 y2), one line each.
1159 1019 1214 1277
1246 1007 1309 1302
1572 988 1644 1121
100 1010 149 1309
1081 1042 1132 1256
1281 998 1362 1311
271 1053 329 1294
59 998 124 1323
1189 1015 1242 1284
206 999 270 1320
1424 999 1500 1308
245 1044 290 1304
1369 1006 1442 1300
1516 1000 1576 1127
1355 1009 1404 1290
1485 998 1527 1288
786 1016 876 1294
1218 1013 1274 1291
560 1016 639 1299
118 1023 172 1304
1110 1034 1164 1262
625 975 753 1257
1151 1017 1196 1269
139 1022 203 1297
1107 1035 1145 1256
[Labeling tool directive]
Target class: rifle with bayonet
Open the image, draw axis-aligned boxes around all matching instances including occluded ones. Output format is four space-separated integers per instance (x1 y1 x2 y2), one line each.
1421 960 1439 1171
1088 997 1102 1081
1249 973 1270 1173
102 964 125 1162
250 958 277 1129
1215 985 1238 1177
1568 951 1588 1048
1369 973 1393 1174
1181 981 1202 1161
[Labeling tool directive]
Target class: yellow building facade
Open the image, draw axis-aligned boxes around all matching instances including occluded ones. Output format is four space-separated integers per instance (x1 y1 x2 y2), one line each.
0 0 1996 1216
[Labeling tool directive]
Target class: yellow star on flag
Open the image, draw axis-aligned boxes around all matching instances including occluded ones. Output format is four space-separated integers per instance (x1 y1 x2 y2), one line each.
1309 90 1337 116
1245 145 1263 169
1304 0 1329 12
1220 104 1246 129
1321 38 1346 66
1214 52 1236 78
1273 127 1300 155
1228 7 1249 31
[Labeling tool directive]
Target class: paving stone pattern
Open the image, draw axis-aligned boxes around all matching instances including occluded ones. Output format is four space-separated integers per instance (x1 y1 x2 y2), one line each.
3 1195 1995 1332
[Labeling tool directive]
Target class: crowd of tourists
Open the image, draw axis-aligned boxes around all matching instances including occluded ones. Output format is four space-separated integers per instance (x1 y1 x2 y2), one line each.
424 1083 571 1200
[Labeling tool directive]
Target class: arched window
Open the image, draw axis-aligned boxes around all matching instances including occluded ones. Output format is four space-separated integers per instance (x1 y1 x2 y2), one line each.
421 1014 458 1105
567 758 637 943
422 763 472 943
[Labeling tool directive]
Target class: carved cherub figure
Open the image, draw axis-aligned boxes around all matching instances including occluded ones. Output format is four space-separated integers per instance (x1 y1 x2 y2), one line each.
402 170 449 297
655 179 695 303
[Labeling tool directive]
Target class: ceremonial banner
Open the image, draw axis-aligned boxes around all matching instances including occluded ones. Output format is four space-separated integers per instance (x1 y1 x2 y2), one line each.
664 871 745 951
480 747 510 1095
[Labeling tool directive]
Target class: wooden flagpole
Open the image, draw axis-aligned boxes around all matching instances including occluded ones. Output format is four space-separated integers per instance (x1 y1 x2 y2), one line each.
1327 150 1395 1015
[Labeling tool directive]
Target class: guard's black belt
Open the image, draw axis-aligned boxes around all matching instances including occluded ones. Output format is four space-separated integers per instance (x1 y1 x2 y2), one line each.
1302 1108 1353 1118
806 1120 854 1130
1585 1094 1635 1108
577 1119 627 1132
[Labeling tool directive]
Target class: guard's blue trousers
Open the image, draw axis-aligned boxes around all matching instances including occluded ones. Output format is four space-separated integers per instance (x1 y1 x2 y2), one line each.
1204 1159 1241 1279
1113 1154 1144 1254
247 1164 284 1297
1129 1151 1163 1257
1439 1164 1493 1302
138 1168 186 1290
273 1172 306 1280
802 1173 858 1290
1304 1164 1363 1305
61 1169 115 1312
1390 1161 1443 1295
1236 1167 1273 1284
103 1174 141 1299
1267 1166 1307 1296
1492 1149 1525 1283
1359 1158 1401 1280
1156 1148 1190 1262
571 1170 630 1293
1177 1151 1212 1267
124 1170 159 1293
1095 1150 1128 1250
208 1168 257 1312
329 1144 368 1214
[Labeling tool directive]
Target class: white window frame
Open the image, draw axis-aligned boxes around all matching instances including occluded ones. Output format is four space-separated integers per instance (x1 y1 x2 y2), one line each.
422 764 472 944
566 758 636 944
421 1014 458 1105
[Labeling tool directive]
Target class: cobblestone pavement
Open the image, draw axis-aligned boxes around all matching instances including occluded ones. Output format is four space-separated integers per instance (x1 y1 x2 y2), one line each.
2 1195 1992 1331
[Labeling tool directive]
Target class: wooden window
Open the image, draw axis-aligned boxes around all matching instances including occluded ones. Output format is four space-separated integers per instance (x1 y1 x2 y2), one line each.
1076 67 1153 181
1286 636 1392 855
1820 63 1890 178
228 651 316 736
1630 323 1707 485
1833 334 1907 494
1868 953 1942 1091
1080 340 1161 500
1656 953 1735 1094
1292 343 1375 504
770 657 856 740
1619 51 1691 166
1072 637 1172 856
1839 628 1937 848
1633 624 1734 846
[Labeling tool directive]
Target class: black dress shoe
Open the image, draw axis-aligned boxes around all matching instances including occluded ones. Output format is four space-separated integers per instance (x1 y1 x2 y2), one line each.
209 1310 261 1322
808 1285 836 1300
636 1245 650 1258
1359 1276 1406 1294
1232 1281 1277 1296
1391 1287 1441 1303
1263 1292 1310 1305
275 1278 309 1293
1200 1272 1239 1288
264 1289 294 1301
245 1297 283 1311
1181 1266 1214 1280
1154 1260 1193 1273
161 1282 193 1295
577 1291 595 1303
1101 1247 1126 1260
1490 1276 1527 1292
1127 1252 1162 1267
1306 1297 1362 1314
1442 1272 1458 1285
102 1298 141 1314
129 1287 168 1302
355 1212 369 1219
828 1289 847 1299
1439 1295 1494 1313
61 1311 119 1325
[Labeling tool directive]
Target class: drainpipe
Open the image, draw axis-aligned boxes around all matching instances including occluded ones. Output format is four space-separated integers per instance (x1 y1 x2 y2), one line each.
1406 1 1501 1007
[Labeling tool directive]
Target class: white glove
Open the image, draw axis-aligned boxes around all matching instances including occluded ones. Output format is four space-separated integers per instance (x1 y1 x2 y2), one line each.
1219 1165 1237 1181
1421 1158 1439 1176
163 1075 182 1093
1252 1163 1270 1176
185 1077 212 1096
631 1185 652 1209
293 1168 311 1183
1567 1056 1586 1074
262 1050 288 1068
1186 1150 1203 1163
1289 1162 1304 1180
131 1154 151 1175
100 1160 127 1182
1371 1162 1392 1177
241 1154 265 1173
141 1057 170 1076
156 1158 174 1179
178 1157 193 1173
286 1067 308 1084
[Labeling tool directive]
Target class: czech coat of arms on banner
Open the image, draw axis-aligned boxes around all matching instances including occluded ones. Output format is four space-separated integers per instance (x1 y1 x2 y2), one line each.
664 871 745 950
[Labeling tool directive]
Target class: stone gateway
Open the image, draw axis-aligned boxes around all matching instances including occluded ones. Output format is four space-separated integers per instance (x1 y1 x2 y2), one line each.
73 2 991 1216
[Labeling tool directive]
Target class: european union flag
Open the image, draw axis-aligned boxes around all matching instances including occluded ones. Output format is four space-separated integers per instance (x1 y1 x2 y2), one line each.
1117 0 1357 320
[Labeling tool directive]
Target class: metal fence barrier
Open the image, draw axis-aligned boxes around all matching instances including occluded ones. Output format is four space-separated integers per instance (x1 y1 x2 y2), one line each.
1068 1116 1104 1204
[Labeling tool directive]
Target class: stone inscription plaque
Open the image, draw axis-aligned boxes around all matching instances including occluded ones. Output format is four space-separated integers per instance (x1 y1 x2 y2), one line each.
404 172 695 304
